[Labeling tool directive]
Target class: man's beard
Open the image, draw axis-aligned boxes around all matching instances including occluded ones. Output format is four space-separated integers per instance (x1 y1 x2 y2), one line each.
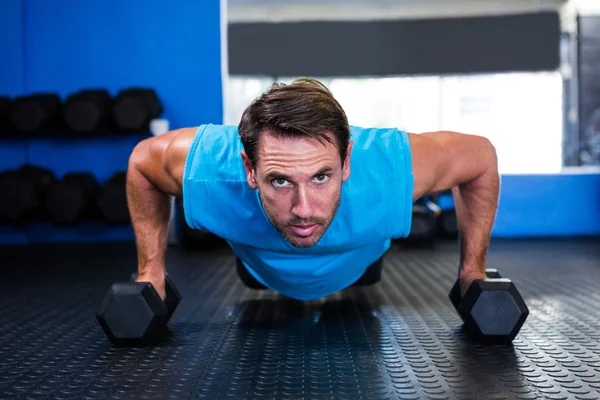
258 190 342 248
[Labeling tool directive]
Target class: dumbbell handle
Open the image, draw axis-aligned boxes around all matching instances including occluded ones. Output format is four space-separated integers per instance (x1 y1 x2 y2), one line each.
486 268 501 278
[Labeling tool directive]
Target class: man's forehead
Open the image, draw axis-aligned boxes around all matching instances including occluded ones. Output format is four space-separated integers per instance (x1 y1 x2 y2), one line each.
258 129 336 152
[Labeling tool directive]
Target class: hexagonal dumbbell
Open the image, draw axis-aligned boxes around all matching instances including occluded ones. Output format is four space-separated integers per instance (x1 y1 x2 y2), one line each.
63 89 115 135
0 96 16 137
448 268 529 343
97 172 129 224
0 96 10 117
96 273 181 347
10 93 63 135
0 165 56 224
112 88 163 132
44 173 101 224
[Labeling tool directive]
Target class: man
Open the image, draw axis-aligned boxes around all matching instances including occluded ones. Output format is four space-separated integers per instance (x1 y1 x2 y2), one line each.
127 78 499 301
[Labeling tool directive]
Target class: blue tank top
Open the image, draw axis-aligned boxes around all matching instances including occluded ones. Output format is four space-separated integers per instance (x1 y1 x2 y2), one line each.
182 124 414 300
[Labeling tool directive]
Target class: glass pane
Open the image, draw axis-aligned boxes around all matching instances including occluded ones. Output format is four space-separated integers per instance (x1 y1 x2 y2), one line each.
327 76 441 132
224 76 275 125
225 72 563 174
439 72 563 174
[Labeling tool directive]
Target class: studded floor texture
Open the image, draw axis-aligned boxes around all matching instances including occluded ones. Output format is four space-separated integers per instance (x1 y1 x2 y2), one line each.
1 238 600 400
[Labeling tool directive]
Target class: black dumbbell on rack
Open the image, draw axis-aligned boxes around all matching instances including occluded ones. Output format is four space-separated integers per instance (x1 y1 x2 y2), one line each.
63 89 116 135
0 165 56 224
0 96 16 137
113 88 163 132
10 93 64 136
96 273 181 347
97 172 130 224
44 173 101 224
449 268 529 343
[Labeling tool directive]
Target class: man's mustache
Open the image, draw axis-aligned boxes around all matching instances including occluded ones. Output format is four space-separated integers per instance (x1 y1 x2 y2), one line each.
287 217 325 226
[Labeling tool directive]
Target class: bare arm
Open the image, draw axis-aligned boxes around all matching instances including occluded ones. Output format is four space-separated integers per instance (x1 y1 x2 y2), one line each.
127 127 196 298
409 131 499 280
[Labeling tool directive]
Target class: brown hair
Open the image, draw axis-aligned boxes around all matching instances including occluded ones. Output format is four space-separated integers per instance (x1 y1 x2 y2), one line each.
238 77 350 167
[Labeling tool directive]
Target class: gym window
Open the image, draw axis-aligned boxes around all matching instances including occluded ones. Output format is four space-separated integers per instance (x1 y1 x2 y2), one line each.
225 72 563 174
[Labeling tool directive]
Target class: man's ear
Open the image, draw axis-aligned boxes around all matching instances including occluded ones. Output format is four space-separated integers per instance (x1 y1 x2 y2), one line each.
342 140 353 182
241 150 258 189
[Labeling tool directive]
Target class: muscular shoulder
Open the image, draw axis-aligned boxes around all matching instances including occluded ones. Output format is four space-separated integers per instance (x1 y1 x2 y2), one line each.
162 124 242 187
128 127 198 197
163 127 198 186
407 130 496 200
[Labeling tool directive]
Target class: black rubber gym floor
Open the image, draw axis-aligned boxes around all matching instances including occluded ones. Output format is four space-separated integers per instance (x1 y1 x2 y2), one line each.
1 238 600 400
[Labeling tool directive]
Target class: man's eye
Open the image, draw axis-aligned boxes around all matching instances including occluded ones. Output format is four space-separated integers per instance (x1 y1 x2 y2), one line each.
315 175 329 184
273 178 288 188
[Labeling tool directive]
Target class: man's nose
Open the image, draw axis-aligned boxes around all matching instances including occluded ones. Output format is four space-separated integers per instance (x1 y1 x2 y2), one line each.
291 187 314 220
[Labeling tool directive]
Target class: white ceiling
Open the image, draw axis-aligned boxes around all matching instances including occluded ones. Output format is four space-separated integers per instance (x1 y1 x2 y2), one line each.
227 0 568 23
228 0 561 5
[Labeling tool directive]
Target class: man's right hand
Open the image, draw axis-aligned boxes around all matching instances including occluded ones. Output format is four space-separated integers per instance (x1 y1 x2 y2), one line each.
127 128 195 305
136 270 166 301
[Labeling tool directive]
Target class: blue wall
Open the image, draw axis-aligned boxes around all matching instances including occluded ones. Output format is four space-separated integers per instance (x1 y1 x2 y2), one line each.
493 172 600 237
0 0 223 245
2 1 598 242
1 0 223 128
0 0 25 96
438 173 600 238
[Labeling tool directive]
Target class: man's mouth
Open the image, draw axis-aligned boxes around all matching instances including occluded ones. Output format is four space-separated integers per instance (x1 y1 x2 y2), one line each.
290 224 318 237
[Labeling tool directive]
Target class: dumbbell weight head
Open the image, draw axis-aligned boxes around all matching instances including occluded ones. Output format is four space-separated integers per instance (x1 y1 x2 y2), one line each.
459 278 529 343
45 173 101 224
0 96 10 118
113 88 163 132
0 96 15 137
0 165 56 223
63 89 115 134
97 172 129 224
96 281 169 347
449 279 460 313
130 273 181 323
11 93 63 135
449 268 502 313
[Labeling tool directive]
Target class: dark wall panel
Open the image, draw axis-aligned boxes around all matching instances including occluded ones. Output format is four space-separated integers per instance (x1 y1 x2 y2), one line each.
578 16 600 166
229 12 561 77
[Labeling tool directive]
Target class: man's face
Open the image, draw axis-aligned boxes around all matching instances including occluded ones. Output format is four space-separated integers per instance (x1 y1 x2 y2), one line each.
242 131 352 248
